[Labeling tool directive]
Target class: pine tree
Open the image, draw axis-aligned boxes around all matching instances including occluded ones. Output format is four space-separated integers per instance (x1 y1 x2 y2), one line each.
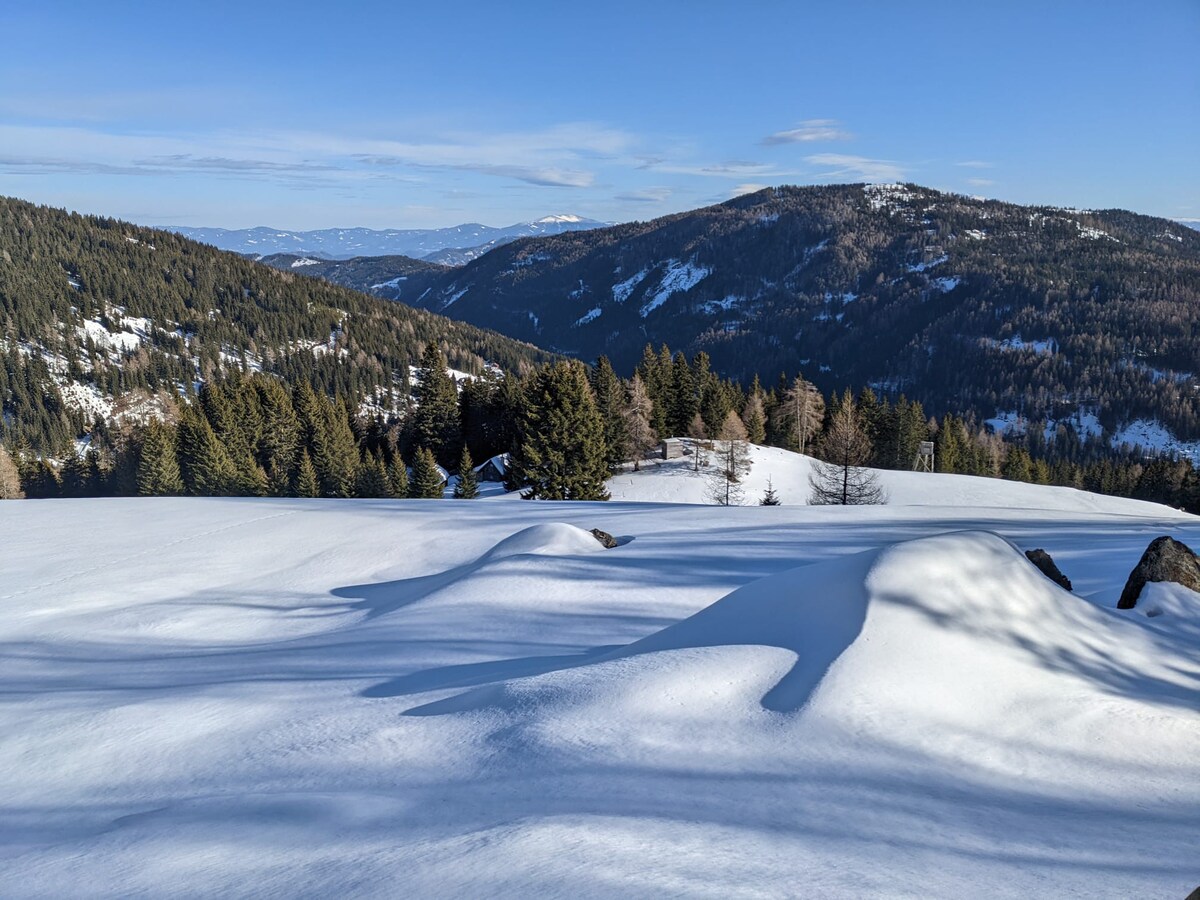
137 420 183 496
410 446 445 499
295 449 320 497
515 361 610 500
453 445 479 499
411 342 462 468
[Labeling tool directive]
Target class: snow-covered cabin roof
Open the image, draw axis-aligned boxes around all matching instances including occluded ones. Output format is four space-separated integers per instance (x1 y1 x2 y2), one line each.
475 453 508 476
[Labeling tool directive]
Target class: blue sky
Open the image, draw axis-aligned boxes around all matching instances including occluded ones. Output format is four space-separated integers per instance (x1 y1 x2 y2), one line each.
1 1 1196 229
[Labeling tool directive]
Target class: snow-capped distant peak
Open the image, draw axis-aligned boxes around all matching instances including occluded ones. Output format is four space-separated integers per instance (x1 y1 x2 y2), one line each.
535 215 586 224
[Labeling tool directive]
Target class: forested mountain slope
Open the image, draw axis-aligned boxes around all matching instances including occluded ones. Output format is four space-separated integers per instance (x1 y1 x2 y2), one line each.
398 183 1200 443
0 197 553 453
255 253 450 303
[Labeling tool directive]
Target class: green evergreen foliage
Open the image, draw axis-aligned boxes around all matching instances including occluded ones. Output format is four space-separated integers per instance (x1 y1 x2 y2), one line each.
760 476 781 506
177 406 241 496
453 445 479 499
384 184 1200 448
387 455 409 498
742 393 767 445
669 352 699 437
1002 446 1034 482
589 356 630 473
410 342 463 467
355 454 393 498
0 195 553 458
514 361 610 500
137 421 183 495
409 446 445 499
294 449 320 497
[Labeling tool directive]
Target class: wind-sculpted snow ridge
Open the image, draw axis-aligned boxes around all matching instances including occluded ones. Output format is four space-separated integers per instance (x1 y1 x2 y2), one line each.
1 498 1197 897
482 522 609 559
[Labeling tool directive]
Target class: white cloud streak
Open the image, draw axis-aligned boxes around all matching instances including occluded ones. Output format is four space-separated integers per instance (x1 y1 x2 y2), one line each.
762 119 852 145
805 153 905 182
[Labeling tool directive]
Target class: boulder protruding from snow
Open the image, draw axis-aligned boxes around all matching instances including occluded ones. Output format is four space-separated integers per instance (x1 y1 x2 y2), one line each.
1024 549 1072 591
590 528 618 549
1117 536 1200 609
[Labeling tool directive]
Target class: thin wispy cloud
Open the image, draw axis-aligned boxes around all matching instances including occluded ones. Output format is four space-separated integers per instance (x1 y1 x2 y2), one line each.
762 119 853 145
955 160 993 169
966 177 996 187
0 122 635 191
805 153 904 182
615 187 672 203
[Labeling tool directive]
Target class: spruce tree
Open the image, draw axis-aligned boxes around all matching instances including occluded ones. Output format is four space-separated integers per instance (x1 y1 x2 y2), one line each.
453 445 479 499
760 476 781 506
387 455 409 498
669 352 698 437
411 342 462 467
295 449 320 497
590 356 629 473
137 420 183 496
355 454 393 498
742 394 767 445
515 361 610 500
177 406 241 496
410 446 445 499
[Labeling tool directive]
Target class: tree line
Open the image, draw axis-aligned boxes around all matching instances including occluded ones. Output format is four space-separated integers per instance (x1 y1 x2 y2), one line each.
4 339 1197 512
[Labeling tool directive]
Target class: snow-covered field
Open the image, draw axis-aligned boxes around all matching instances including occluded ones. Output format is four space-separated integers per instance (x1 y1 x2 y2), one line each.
2 449 1198 897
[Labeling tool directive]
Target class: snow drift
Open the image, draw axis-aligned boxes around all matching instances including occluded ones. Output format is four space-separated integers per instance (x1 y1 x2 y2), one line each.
0 496 1197 898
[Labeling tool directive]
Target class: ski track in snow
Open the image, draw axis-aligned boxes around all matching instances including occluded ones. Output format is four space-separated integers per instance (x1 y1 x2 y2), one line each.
1 449 1198 898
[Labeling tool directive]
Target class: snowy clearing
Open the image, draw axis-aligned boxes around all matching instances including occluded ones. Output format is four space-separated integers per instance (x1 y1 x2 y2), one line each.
1 454 1197 897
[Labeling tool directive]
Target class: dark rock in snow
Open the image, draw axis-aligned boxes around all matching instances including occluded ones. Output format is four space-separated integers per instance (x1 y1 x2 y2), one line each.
1117 536 1200 609
590 528 618 549
1024 549 1072 591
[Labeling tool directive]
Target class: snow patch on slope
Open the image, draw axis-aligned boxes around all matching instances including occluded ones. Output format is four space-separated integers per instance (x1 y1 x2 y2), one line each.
1111 420 1200 462
639 259 711 318
611 267 649 303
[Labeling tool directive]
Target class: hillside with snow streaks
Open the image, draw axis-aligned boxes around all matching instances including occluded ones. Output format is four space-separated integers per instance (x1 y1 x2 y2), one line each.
1 464 1197 897
374 183 1200 445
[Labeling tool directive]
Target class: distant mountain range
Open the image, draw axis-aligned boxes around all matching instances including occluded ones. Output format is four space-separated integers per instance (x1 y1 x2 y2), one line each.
274 183 1200 447
165 215 608 262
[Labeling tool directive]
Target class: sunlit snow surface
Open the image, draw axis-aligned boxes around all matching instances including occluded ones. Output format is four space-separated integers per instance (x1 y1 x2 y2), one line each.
1 449 1198 898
